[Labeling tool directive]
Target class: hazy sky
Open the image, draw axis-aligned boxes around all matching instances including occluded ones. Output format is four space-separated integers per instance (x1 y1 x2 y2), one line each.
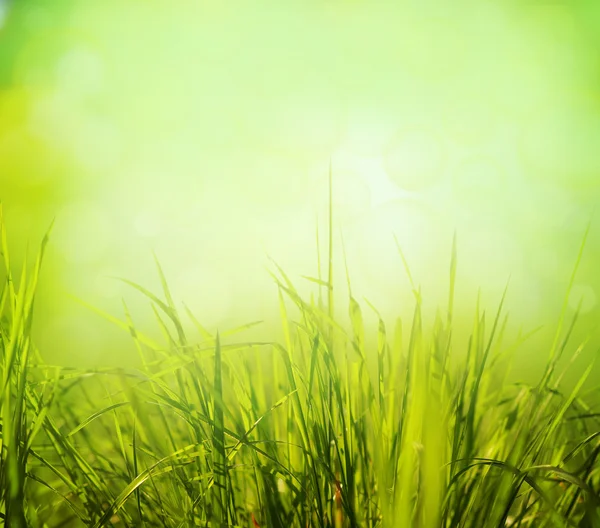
0 0 599 380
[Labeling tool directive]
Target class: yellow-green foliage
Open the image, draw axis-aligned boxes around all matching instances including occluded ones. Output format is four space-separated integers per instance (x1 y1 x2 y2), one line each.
1 197 599 527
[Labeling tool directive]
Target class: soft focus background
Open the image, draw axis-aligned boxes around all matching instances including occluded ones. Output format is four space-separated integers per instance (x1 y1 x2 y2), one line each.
0 0 599 385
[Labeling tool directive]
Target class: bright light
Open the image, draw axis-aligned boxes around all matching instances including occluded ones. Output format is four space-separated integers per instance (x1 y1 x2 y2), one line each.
0 0 597 366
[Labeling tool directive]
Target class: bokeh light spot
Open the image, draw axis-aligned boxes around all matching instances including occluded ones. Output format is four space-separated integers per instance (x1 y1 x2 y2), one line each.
55 46 105 98
14 30 98 90
133 211 166 239
0 1 7 28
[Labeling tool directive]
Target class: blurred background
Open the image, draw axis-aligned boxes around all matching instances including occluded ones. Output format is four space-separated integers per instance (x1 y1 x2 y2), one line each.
0 0 599 385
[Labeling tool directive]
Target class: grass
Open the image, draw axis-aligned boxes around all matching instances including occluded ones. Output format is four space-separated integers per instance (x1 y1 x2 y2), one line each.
1 176 600 527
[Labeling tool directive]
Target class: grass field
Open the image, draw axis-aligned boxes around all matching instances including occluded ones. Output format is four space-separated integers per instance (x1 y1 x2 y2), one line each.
1 185 599 528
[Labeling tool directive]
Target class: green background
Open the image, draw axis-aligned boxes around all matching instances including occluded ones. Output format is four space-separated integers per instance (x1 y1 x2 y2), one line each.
0 0 599 385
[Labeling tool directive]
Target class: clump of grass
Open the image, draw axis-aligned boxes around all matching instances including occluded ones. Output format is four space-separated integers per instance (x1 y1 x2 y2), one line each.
1 175 600 527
